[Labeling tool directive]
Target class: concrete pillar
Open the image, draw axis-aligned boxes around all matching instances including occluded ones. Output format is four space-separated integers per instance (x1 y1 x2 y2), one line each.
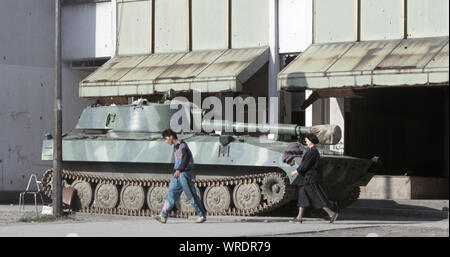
280 90 292 124
112 0 117 56
305 92 346 152
445 87 449 178
305 90 313 127
305 91 329 126
314 98 329 125
329 97 345 153
268 0 280 125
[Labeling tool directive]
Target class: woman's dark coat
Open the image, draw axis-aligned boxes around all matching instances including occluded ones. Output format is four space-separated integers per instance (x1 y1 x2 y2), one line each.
295 146 332 209
296 146 322 185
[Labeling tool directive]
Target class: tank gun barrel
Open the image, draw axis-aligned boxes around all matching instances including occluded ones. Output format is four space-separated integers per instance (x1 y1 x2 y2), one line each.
201 119 341 145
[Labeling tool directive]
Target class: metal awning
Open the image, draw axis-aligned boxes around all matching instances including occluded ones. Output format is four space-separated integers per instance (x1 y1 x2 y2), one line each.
278 36 449 92
79 47 269 97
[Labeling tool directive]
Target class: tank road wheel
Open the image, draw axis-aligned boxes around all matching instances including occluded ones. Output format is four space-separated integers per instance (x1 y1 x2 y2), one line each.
94 183 119 209
71 180 93 209
233 183 261 210
120 185 145 210
260 174 286 204
175 187 202 213
147 186 168 212
203 186 231 214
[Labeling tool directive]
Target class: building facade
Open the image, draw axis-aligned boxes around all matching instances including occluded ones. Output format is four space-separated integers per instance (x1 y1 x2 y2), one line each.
279 0 449 198
0 0 448 199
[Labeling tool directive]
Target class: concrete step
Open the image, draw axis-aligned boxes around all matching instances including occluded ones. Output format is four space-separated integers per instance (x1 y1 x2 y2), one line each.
360 175 449 199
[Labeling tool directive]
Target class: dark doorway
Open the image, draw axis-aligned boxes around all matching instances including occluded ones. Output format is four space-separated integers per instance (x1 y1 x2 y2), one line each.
346 86 448 178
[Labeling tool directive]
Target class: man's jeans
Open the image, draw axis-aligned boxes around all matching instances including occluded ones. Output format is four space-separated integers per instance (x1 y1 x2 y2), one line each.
160 170 206 218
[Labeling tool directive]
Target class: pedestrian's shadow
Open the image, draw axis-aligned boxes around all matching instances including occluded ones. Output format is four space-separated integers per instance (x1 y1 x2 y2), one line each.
226 218 290 223
338 199 449 222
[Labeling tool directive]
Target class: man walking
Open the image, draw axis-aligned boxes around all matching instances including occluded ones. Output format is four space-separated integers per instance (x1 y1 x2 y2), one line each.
155 129 207 223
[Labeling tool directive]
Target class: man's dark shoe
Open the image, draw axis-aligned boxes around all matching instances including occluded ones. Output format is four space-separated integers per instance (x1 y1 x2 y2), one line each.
156 215 167 224
289 218 303 224
329 213 338 223
195 216 207 223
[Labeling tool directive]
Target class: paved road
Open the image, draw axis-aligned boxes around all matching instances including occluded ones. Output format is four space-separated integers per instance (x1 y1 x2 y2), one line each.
0 200 447 237
0 211 448 237
0 215 442 237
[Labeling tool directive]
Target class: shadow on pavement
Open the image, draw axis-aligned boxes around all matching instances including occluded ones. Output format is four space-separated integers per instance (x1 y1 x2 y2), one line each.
259 199 449 222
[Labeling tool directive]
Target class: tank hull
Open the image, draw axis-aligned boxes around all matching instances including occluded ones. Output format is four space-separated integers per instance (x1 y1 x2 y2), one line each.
42 134 374 216
41 104 375 216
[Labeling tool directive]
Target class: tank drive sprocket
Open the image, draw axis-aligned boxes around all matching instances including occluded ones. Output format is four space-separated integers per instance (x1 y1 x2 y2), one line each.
260 173 287 204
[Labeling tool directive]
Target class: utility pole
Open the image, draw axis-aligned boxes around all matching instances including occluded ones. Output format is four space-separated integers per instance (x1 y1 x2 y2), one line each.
52 0 63 217
268 0 280 125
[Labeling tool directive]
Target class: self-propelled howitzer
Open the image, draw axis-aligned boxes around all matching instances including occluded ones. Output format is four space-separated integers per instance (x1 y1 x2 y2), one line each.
41 102 376 217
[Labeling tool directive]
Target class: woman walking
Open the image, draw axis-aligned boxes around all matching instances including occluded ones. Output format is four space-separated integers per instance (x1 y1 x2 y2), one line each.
290 133 338 224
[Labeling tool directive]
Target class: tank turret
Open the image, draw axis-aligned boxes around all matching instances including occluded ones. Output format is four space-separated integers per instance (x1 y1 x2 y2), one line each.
73 102 341 144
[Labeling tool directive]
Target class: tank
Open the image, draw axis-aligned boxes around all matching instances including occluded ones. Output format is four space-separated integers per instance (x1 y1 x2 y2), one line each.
40 100 377 217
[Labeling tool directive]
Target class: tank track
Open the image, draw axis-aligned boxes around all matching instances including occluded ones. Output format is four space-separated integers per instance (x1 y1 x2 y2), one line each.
41 169 297 217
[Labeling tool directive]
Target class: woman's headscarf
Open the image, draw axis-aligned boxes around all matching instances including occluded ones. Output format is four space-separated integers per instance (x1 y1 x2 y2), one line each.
304 133 319 144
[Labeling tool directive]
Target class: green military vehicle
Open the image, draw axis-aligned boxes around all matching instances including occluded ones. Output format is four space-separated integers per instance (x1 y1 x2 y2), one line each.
41 99 377 217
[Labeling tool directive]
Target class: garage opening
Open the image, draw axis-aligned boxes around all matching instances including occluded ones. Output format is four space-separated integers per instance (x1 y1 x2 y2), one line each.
345 86 449 179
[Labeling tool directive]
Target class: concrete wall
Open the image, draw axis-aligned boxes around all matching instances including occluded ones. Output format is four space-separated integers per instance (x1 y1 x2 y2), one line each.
360 0 403 40
62 0 116 60
0 0 94 193
360 176 449 199
114 0 317 54
279 0 312 54
154 0 188 53
117 0 151 55
191 0 227 51
231 0 269 48
407 0 449 38
116 0 270 55
314 0 356 43
314 0 449 42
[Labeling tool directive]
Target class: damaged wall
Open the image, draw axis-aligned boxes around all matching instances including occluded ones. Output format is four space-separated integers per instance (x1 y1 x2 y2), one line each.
0 0 95 194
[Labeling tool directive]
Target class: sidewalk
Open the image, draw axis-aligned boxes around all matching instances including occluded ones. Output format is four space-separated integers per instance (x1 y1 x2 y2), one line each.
0 199 447 237
0 214 435 237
